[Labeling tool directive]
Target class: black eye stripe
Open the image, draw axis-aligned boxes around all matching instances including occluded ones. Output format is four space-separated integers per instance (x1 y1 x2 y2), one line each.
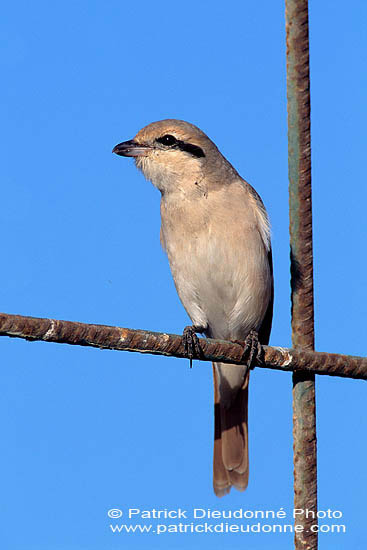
156 134 205 158
177 141 205 158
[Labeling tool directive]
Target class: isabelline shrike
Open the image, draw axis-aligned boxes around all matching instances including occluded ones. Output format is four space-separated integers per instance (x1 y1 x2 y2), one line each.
113 119 273 496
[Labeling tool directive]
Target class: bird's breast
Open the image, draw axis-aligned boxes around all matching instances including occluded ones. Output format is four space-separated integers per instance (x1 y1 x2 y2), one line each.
160 186 272 340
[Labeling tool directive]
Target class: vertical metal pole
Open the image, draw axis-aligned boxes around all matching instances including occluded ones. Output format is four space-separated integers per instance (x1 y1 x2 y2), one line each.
286 1 318 549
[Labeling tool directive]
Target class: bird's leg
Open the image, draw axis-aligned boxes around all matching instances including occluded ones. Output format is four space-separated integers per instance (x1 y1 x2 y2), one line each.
183 325 204 368
235 329 264 370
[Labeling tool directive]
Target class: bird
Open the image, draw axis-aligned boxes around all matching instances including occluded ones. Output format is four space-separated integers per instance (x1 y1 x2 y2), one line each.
113 119 273 496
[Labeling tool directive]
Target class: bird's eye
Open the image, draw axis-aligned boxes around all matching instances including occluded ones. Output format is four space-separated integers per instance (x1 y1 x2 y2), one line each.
156 134 178 147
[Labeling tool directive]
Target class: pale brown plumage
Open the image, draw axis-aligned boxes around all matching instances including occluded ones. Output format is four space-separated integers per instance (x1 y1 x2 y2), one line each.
113 119 273 496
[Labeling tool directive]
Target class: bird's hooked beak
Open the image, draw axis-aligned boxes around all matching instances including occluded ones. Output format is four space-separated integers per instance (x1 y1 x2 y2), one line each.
112 140 150 157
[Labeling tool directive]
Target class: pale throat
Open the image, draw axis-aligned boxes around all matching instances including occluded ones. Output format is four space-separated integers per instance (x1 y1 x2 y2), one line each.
136 155 203 197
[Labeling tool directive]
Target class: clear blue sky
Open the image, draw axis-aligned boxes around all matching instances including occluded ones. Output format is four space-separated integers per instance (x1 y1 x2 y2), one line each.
1 1 366 549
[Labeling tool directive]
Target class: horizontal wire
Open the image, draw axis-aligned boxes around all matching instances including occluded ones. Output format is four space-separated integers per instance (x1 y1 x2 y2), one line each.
0 312 365 380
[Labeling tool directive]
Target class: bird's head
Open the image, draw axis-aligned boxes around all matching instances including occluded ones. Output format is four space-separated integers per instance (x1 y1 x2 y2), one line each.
113 119 233 194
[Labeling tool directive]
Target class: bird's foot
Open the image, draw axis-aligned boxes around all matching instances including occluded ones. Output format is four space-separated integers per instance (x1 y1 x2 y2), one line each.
183 326 203 368
235 330 263 370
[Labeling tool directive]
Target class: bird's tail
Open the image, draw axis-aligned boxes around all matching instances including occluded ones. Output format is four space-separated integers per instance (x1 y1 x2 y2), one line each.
212 363 249 497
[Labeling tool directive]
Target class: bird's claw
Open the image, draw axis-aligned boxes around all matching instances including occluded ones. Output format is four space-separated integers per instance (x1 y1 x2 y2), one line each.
236 330 263 370
183 326 202 368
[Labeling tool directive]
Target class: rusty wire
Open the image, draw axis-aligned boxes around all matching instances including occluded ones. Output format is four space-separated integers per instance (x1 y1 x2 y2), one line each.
0 312 366 380
286 0 318 548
